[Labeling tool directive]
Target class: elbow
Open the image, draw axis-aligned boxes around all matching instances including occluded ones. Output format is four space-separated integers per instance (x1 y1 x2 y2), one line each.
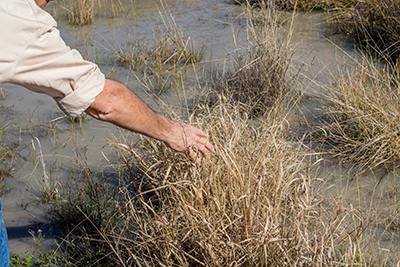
85 79 117 122
87 108 112 121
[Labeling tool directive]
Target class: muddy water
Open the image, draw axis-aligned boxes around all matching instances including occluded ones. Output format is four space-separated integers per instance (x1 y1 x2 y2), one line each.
1 0 398 261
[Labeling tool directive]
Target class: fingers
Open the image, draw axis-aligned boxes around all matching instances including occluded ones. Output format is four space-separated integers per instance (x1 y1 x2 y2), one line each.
187 146 201 166
194 137 214 158
170 121 214 166
186 136 215 166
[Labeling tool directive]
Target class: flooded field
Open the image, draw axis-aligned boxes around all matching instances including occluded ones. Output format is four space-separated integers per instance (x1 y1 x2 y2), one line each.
1 0 399 265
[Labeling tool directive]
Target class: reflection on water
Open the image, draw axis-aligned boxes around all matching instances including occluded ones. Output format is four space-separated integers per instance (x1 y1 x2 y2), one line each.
1 0 398 259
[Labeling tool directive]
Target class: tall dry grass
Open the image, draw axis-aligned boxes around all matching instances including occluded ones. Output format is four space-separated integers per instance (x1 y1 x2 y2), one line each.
231 0 356 11
315 54 400 172
44 95 386 266
66 0 95 25
59 0 125 25
211 0 296 116
33 0 400 266
328 0 400 60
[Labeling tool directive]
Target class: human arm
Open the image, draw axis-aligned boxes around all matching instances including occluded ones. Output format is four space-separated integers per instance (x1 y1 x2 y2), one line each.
85 79 214 165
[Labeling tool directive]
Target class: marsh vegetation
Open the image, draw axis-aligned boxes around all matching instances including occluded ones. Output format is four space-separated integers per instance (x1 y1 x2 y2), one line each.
2 0 400 266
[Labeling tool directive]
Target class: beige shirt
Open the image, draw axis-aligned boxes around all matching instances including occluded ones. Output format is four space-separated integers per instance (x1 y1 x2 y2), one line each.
0 0 105 117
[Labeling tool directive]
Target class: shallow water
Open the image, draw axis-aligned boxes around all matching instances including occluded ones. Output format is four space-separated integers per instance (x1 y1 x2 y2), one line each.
1 0 398 262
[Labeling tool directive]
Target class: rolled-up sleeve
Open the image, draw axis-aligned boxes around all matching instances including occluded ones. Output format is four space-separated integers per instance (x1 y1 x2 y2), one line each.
10 27 105 117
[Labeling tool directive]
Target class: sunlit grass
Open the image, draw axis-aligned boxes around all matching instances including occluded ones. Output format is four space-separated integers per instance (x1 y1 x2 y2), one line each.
231 0 356 11
114 6 206 94
56 0 126 25
328 0 400 60
315 53 400 172
210 0 295 115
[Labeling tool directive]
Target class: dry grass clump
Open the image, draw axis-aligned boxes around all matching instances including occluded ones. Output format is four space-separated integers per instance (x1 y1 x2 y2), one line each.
115 9 205 93
116 99 314 266
231 0 356 11
60 0 125 25
69 96 370 266
329 0 400 60
211 0 296 116
67 0 95 25
40 96 385 265
315 55 400 171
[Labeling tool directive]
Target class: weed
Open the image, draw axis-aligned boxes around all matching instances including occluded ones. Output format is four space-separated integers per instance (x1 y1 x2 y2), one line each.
47 168 123 265
29 229 60 266
67 113 89 124
10 255 33 267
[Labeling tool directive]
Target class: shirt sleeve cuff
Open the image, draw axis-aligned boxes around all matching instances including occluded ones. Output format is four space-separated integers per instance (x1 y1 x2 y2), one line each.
55 66 105 117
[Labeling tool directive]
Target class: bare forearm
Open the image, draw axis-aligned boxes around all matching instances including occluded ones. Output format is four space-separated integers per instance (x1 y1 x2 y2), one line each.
86 79 174 142
85 79 214 165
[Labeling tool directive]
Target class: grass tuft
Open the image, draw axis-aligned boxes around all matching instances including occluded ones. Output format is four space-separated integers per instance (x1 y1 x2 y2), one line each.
315 53 400 171
44 96 382 266
67 0 95 25
328 0 400 60
231 0 356 11
211 0 296 116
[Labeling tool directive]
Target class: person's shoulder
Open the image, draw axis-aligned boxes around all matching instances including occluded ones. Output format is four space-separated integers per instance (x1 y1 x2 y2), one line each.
0 0 56 28
0 0 58 83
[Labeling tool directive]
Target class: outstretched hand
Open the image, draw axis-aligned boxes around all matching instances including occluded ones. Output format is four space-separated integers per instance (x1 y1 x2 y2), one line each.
86 80 214 166
164 121 214 166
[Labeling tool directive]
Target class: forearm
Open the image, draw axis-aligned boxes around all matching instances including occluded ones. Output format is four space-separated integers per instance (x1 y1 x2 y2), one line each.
85 79 214 165
85 79 175 142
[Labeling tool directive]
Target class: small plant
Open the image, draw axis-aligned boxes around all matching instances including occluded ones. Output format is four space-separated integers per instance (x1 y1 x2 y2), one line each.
29 229 60 266
67 113 89 124
10 255 33 267
47 168 123 265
